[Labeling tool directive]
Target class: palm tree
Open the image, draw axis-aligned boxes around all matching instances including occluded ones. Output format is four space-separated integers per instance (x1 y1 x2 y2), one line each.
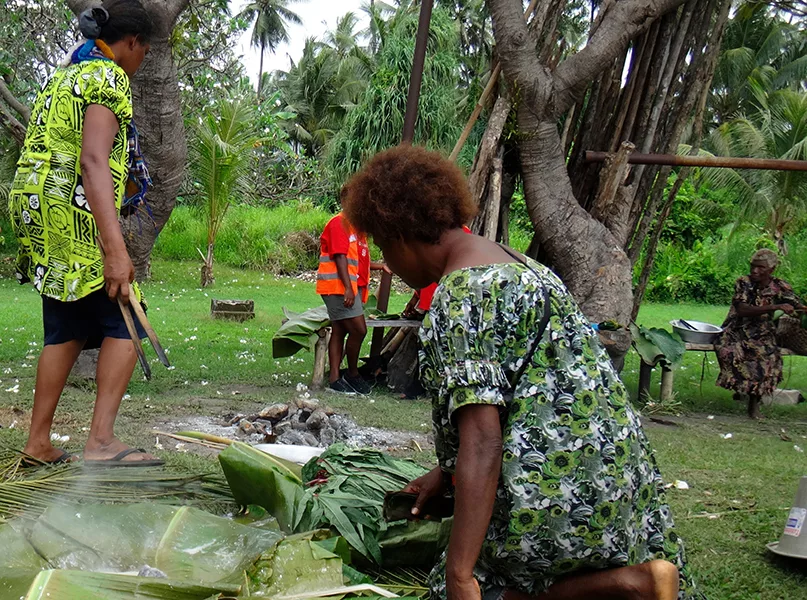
699 88 807 255
707 1 807 129
275 13 371 155
239 0 305 97
192 97 261 286
359 0 397 56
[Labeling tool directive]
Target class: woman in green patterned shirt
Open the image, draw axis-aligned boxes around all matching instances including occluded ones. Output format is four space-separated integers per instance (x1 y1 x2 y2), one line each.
9 1 162 466
343 146 701 600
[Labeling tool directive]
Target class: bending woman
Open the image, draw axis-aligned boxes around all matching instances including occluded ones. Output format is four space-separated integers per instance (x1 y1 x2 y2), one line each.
343 146 701 600
9 0 161 466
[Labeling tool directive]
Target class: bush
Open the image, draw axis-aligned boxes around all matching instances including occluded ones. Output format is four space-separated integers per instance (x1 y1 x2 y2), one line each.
153 201 331 273
641 240 735 304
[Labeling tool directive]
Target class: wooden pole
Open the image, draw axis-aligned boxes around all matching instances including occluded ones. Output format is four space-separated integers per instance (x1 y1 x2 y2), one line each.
401 0 434 144
585 151 807 172
372 0 434 357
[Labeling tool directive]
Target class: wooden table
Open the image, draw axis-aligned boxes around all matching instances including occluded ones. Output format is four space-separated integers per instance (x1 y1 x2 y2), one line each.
311 319 423 389
638 343 793 402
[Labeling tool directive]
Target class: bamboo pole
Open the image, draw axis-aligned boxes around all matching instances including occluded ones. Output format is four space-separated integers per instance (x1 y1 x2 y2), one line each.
585 151 807 172
448 0 541 162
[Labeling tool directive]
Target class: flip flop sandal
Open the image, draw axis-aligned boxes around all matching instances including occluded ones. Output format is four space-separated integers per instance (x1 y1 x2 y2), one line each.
84 448 165 468
21 448 77 468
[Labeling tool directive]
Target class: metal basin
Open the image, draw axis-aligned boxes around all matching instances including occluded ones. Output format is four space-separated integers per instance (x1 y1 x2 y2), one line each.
670 320 723 344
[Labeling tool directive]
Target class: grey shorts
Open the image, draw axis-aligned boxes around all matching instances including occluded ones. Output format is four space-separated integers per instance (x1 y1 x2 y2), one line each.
322 294 364 322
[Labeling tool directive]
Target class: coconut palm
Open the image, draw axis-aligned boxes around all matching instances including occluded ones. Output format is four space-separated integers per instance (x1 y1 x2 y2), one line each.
239 0 305 96
699 88 807 255
359 0 398 56
192 97 261 286
275 17 370 155
707 1 807 129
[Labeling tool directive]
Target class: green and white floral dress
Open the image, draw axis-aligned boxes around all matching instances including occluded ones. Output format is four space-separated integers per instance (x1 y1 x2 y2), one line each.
419 261 700 599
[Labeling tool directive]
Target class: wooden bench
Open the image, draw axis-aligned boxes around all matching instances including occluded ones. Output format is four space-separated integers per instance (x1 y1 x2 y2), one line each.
638 343 794 402
311 319 422 389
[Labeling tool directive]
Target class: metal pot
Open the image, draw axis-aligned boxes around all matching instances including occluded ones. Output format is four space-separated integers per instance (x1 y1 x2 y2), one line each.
670 320 723 344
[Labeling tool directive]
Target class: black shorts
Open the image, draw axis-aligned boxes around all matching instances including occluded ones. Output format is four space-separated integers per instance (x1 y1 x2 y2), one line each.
42 289 146 349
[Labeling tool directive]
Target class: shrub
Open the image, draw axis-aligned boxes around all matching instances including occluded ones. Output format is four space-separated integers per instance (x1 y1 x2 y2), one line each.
153 201 331 273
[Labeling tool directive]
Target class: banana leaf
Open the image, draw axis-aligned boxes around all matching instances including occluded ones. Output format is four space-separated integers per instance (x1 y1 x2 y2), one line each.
219 442 309 532
630 323 686 367
272 303 402 359
272 306 331 358
379 520 453 567
23 570 240 600
23 503 281 584
0 569 45 599
0 521 48 569
260 536 345 598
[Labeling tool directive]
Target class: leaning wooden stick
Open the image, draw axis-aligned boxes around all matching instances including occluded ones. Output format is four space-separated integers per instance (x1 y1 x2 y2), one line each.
96 236 152 379
127 284 170 368
119 295 152 380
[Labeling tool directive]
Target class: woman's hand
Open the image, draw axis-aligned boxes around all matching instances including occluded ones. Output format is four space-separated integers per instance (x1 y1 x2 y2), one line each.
446 574 481 600
343 287 356 308
778 303 796 315
402 466 446 517
103 248 135 304
402 295 419 319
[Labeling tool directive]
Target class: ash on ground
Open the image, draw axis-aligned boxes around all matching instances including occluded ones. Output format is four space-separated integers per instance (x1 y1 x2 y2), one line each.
162 386 432 453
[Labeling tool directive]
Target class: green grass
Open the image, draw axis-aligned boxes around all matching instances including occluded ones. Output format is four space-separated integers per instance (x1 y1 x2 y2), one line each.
153 201 333 273
0 260 805 598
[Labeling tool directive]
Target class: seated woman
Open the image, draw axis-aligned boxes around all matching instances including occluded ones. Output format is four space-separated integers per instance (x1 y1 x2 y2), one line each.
716 249 804 419
343 145 700 600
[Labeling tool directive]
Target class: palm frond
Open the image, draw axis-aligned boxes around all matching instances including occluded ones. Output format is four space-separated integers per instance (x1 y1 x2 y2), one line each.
0 449 233 523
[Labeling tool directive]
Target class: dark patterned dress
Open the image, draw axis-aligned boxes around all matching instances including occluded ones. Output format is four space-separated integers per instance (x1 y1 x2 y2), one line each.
9 59 132 301
419 262 700 599
716 276 799 396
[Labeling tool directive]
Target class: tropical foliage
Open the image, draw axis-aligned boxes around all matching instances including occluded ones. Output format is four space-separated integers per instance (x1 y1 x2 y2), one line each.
190 96 261 286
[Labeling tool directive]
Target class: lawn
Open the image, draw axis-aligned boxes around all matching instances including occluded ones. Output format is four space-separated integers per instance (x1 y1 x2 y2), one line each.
0 259 805 599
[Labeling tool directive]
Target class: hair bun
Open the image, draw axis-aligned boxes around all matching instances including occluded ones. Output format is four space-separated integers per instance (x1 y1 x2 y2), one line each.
78 6 110 40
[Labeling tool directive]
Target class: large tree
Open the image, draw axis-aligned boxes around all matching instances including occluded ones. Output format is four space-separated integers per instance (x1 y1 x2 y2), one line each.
479 0 732 357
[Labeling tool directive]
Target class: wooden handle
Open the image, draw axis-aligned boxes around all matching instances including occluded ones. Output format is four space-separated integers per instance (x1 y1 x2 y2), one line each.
128 285 170 368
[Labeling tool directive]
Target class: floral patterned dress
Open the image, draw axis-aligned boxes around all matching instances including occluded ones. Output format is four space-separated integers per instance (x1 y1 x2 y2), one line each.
716 276 800 396
419 261 700 599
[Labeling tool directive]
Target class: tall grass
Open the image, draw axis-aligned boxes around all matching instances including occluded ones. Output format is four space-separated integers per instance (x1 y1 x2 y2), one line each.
154 201 331 273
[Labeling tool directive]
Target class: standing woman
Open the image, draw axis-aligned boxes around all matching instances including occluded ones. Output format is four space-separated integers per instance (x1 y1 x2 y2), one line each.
344 146 701 600
9 0 162 466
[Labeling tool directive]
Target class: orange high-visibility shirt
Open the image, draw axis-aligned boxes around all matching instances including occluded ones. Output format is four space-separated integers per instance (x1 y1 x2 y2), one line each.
316 214 359 296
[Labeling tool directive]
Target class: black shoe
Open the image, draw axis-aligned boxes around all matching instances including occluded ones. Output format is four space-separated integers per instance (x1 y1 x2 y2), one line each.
345 374 372 396
328 377 357 395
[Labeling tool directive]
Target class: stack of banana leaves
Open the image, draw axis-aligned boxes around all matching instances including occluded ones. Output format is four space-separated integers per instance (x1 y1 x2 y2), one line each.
0 443 446 599
219 442 452 567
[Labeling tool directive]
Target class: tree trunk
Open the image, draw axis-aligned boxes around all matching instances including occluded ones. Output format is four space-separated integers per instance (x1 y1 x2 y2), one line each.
257 42 265 97
201 242 215 288
519 116 634 329
67 0 190 282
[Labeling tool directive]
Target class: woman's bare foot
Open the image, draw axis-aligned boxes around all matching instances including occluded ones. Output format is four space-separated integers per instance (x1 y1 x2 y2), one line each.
84 437 159 463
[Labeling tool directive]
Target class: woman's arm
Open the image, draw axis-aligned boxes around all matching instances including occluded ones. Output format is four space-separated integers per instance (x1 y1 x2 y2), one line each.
80 104 134 304
370 261 392 274
736 303 794 317
446 404 503 600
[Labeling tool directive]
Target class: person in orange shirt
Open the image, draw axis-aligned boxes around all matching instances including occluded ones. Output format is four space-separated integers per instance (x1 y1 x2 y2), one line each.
316 189 372 395
357 234 391 305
